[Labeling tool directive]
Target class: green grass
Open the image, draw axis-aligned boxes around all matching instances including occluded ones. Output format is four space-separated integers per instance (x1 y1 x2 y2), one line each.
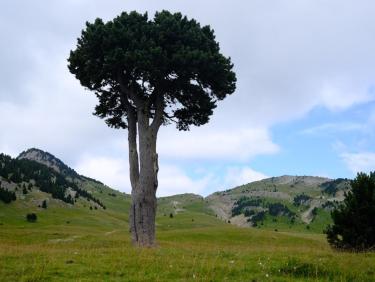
1 197 374 281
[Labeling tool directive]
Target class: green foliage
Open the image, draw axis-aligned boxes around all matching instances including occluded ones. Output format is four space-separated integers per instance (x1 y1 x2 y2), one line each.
267 202 295 217
68 10 236 131
26 213 37 223
322 200 337 210
42 200 47 209
320 178 349 195
293 194 311 206
325 172 375 251
232 197 263 216
232 197 295 227
312 207 318 216
249 211 266 226
0 185 16 204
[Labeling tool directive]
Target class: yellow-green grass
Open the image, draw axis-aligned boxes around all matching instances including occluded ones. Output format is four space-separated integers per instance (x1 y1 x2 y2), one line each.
1 201 374 281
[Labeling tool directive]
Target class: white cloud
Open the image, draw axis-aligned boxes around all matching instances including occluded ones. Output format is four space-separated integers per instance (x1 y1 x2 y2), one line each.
341 152 375 174
158 166 213 196
301 122 364 135
74 155 214 196
158 127 279 161
75 156 131 192
223 166 268 188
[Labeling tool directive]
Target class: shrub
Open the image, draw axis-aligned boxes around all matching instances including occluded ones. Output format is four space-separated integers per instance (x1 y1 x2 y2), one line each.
231 196 263 216
26 213 37 222
268 203 295 217
0 186 16 204
251 211 266 226
325 172 375 251
293 194 311 206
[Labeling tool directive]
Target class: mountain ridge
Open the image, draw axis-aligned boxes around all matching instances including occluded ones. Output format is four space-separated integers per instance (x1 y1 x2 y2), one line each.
1 148 351 233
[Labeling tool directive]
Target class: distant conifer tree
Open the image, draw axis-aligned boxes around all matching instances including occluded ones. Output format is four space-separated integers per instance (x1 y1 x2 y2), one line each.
325 172 375 251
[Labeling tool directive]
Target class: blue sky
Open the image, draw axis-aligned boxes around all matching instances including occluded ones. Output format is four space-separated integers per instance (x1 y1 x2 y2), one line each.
255 102 375 179
0 1 375 196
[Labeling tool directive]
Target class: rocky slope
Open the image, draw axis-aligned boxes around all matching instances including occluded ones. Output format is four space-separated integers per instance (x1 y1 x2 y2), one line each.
206 175 350 229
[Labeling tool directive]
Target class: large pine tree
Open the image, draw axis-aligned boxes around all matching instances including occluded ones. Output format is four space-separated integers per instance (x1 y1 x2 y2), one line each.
68 11 236 246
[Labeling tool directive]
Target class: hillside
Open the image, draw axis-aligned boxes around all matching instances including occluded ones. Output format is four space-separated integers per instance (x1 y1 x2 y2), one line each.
0 149 215 230
207 175 350 233
0 148 351 234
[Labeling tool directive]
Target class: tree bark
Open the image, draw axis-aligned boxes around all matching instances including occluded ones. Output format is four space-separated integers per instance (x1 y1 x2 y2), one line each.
127 105 141 244
132 128 158 246
122 77 164 246
128 104 161 247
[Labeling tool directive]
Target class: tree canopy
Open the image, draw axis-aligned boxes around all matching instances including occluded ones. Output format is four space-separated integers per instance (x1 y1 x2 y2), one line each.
68 10 236 130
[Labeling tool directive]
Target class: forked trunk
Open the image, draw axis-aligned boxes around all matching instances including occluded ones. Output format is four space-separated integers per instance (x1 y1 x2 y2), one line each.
128 115 159 247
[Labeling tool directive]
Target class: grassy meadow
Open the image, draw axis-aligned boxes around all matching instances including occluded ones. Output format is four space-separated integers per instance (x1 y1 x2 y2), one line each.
1 193 374 282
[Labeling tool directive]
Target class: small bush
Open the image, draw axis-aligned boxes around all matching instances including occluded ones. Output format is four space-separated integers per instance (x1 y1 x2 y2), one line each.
169 213 173 218
26 213 37 223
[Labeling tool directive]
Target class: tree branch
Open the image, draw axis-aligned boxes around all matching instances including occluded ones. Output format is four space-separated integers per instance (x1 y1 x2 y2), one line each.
117 89 140 189
117 71 144 107
150 92 164 132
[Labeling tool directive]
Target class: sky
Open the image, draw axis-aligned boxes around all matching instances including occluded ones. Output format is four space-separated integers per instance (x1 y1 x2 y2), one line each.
1 0 375 196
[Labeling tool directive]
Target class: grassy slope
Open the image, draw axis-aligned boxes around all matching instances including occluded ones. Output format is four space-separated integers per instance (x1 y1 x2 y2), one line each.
1 189 374 281
207 176 343 233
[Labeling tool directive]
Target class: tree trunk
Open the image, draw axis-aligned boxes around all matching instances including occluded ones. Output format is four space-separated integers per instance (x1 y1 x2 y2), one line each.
128 108 160 247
